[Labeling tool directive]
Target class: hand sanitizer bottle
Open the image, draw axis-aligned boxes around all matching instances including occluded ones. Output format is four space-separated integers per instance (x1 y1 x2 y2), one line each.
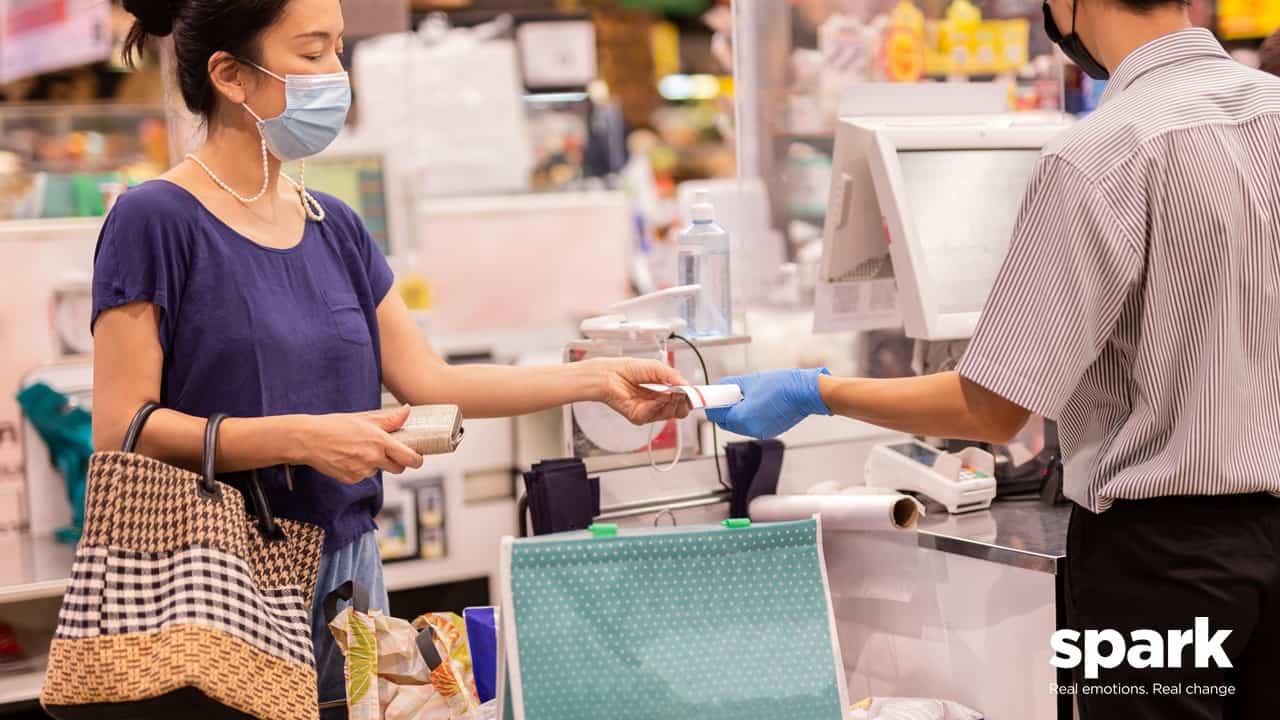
677 191 732 337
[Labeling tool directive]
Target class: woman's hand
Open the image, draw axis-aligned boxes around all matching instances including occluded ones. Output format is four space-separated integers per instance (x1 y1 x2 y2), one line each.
586 357 693 425
291 405 424 483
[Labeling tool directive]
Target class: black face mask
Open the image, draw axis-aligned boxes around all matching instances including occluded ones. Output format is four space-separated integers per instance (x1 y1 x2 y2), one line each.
1043 0 1109 80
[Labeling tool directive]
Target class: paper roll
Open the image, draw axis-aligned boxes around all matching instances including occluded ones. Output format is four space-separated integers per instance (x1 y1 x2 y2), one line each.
748 493 921 531
390 405 465 455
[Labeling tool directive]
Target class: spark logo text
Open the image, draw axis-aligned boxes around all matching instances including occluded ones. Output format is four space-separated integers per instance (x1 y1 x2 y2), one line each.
1051 618 1233 680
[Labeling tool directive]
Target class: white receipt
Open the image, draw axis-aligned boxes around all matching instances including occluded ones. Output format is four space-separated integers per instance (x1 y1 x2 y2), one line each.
639 384 743 410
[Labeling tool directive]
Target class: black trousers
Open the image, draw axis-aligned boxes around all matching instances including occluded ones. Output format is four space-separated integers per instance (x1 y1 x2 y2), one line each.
1066 494 1280 719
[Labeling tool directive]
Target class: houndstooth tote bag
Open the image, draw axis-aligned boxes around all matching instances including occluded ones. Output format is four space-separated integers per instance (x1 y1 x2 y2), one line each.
41 403 326 720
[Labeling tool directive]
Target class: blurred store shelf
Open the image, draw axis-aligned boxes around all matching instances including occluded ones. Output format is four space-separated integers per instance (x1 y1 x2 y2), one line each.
0 665 45 706
0 534 73 605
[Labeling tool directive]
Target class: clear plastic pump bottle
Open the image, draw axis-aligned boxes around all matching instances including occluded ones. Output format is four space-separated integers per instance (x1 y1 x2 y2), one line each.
677 191 732 337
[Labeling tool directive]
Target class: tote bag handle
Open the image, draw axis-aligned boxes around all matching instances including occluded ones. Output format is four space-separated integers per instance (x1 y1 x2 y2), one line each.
120 401 162 453
120 402 283 541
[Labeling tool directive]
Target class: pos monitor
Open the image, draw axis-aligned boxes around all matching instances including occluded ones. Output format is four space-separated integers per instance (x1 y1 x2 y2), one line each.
284 134 408 257
820 116 1067 340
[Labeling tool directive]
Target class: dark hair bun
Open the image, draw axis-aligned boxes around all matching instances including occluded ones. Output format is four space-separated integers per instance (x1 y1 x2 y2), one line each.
122 0 290 116
122 0 176 37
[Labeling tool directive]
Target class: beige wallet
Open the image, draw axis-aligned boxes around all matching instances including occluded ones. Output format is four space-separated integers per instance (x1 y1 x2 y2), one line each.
389 404 465 455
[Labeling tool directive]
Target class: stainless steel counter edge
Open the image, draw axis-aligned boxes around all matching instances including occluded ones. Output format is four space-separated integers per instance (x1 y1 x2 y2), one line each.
916 501 1071 575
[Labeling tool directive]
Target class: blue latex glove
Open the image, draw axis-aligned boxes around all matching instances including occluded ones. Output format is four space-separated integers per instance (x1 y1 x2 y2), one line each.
706 368 832 439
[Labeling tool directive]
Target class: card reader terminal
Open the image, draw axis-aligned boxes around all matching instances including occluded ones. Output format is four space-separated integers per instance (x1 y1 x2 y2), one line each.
865 440 997 514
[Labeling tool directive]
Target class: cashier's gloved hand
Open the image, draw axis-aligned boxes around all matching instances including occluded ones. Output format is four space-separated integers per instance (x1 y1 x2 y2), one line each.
705 368 832 439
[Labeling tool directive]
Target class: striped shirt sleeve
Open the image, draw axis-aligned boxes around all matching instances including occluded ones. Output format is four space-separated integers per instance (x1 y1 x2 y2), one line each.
956 155 1143 420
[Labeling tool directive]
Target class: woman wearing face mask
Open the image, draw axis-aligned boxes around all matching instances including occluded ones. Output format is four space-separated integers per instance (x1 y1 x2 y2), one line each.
102 0 689 709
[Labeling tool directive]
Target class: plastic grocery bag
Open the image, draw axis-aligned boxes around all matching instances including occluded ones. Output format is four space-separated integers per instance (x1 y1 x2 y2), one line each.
498 517 850 720
850 697 983 720
375 618 480 720
327 582 478 719
351 15 533 197
413 613 479 709
329 602 380 720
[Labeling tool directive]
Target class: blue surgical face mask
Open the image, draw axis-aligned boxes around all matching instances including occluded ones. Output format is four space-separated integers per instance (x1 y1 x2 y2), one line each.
241 60 351 161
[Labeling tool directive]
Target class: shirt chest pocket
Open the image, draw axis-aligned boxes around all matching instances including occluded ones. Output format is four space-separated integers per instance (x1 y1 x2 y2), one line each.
322 288 372 345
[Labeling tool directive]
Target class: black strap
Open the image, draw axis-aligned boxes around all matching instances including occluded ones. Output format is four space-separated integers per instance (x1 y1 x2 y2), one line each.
201 414 285 539
417 624 444 670
323 580 371 624
202 414 227 495
248 469 282 540
121 402 162 453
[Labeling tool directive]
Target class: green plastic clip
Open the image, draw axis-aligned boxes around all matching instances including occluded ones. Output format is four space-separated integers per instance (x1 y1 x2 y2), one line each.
722 518 752 529
588 523 618 539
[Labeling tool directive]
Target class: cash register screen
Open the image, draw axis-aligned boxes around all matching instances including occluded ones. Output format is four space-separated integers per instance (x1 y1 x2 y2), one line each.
889 441 940 467
283 154 391 255
896 149 1041 315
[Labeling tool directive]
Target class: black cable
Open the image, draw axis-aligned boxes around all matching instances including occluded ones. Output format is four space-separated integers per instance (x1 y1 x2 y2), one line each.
668 333 729 491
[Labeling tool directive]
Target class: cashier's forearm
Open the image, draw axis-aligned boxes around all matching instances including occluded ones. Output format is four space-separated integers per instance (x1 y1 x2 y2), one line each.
400 362 603 419
817 371 1028 444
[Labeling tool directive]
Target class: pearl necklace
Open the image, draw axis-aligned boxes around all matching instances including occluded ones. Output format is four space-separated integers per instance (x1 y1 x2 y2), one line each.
287 160 326 222
186 135 325 222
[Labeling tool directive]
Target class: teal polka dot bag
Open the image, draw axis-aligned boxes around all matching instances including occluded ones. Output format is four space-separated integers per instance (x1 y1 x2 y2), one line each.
497 518 850 720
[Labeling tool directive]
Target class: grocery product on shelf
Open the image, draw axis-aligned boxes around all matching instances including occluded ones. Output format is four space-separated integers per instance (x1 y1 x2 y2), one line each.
881 0 927 82
0 104 168 220
1218 0 1280 40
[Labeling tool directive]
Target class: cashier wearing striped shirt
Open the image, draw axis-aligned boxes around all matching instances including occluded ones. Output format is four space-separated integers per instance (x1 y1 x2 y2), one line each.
710 1 1280 717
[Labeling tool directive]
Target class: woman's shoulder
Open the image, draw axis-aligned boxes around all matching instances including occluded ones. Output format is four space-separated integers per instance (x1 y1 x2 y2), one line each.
106 180 200 229
306 190 392 291
96 181 204 269
309 190 362 227
308 191 376 250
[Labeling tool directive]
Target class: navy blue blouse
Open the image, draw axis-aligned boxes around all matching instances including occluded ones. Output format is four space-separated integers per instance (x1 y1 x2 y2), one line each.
91 180 395 552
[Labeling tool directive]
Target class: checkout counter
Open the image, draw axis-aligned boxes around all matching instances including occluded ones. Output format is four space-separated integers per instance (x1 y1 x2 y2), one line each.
564 346 1073 720
901 502 1070 720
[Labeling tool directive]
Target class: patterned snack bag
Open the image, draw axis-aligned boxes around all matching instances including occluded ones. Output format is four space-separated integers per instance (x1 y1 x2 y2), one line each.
369 610 432 684
330 607 380 720
384 683 453 720
412 612 479 704
412 612 481 716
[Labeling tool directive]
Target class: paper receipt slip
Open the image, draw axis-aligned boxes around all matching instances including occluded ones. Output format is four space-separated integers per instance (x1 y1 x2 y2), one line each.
640 383 743 410
390 405 465 455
